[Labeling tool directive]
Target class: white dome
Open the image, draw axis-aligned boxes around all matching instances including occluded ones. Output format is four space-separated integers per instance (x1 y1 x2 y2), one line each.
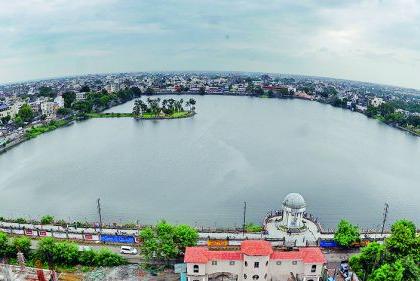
283 193 306 209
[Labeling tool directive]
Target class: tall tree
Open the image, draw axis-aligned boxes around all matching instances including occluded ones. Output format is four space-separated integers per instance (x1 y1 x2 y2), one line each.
334 219 360 248
62 91 76 108
18 103 34 123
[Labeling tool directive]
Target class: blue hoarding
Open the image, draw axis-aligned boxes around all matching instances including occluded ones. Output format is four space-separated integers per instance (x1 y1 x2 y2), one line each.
100 234 136 244
320 240 337 248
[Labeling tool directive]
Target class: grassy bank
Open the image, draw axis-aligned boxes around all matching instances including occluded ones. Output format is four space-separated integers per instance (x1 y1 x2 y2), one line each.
87 111 194 119
25 119 73 139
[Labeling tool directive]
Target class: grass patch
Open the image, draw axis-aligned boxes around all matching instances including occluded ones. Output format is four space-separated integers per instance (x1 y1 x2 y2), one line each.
25 119 72 139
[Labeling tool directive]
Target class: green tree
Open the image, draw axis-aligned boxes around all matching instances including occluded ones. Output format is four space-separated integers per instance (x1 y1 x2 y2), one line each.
41 215 54 225
38 86 56 98
80 85 90 92
62 91 76 108
349 220 419 281
173 224 199 254
130 86 142 97
140 221 198 261
37 237 56 265
384 219 418 263
145 87 155 95
79 249 97 266
12 236 31 257
0 232 9 258
366 104 379 118
349 242 384 279
1 115 11 125
94 248 126 266
334 219 360 247
18 103 34 123
378 103 395 117
57 107 72 116
199 86 206 95
52 241 79 265
368 261 404 281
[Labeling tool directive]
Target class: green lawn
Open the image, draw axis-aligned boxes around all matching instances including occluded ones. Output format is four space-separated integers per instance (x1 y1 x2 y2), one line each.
25 119 72 139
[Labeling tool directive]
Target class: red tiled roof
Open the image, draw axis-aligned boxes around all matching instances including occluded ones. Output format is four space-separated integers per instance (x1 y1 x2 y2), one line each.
241 240 273 256
300 247 326 263
184 247 208 263
184 243 325 264
207 251 242 261
270 248 326 264
270 251 303 260
184 248 242 263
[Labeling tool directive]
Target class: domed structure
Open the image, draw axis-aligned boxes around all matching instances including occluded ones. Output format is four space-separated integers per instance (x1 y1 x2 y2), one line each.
280 193 306 230
283 193 306 209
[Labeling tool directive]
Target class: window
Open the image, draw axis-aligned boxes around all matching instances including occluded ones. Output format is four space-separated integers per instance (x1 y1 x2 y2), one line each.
244 274 247 279
254 262 259 268
311 264 316 272
212 261 217 265
292 261 297 265
252 275 259 280
193 265 199 273
245 261 248 267
229 261 235 265
276 261 282 265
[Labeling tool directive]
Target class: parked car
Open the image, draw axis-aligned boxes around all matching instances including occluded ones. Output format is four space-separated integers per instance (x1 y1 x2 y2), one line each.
120 246 138 255
78 245 92 251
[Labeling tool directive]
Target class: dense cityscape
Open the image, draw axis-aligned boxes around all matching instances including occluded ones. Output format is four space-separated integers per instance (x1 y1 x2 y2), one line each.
1 72 420 153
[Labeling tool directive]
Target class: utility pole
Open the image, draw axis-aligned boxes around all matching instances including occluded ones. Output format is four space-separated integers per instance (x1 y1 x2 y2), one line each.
381 203 389 235
242 201 247 236
97 198 103 232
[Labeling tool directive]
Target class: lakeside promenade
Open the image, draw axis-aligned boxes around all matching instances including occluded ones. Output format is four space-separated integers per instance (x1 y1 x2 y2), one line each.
0 220 393 246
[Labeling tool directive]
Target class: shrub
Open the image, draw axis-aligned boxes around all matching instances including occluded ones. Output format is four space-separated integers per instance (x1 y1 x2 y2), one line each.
79 250 97 266
94 248 126 267
41 215 54 225
12 236 31 257
334 219 360 247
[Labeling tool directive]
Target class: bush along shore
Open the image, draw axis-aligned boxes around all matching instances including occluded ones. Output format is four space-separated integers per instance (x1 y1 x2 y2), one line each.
0 232 126 272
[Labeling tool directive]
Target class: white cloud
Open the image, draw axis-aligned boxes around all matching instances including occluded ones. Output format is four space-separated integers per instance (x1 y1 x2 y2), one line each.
0 0 419 88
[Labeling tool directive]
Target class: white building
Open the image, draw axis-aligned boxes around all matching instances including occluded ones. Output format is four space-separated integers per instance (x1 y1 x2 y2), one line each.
75 92 87 101
54 96 65 108
41 101 58 116
185 240 326 281
370 97 384 107
280 193 306 230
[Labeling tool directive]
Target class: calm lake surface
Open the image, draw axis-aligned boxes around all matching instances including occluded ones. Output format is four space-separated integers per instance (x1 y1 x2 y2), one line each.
1 96 419 229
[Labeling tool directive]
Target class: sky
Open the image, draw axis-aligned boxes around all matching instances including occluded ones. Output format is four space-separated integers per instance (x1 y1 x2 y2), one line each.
0 0 420 89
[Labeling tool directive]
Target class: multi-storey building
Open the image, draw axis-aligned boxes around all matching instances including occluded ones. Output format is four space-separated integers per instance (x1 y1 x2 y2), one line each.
185 240 326 281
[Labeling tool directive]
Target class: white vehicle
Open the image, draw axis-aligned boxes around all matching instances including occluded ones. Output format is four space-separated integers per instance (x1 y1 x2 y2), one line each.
78 245 92 251
120 246 138 255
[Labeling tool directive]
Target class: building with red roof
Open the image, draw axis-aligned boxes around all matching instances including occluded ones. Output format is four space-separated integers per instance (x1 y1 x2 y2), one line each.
184 240 326 281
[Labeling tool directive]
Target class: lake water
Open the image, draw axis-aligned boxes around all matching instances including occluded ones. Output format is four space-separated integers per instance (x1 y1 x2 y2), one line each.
1 95 419 229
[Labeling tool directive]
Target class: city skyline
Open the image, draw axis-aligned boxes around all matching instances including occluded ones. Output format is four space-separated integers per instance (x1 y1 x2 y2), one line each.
1 0 420 89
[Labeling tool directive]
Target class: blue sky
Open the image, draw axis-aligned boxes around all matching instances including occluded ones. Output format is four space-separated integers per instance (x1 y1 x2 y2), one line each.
1 0 420 89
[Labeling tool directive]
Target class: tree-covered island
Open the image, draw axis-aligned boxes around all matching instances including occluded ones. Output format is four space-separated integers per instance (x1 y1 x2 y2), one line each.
87 97 196 119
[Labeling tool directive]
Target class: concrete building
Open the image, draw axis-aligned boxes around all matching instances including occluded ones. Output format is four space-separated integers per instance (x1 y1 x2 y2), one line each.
0 104 11 118
185 240 326 281
41 101 58 116
280 193 306 230
370 97 384 107
75 92 87 101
